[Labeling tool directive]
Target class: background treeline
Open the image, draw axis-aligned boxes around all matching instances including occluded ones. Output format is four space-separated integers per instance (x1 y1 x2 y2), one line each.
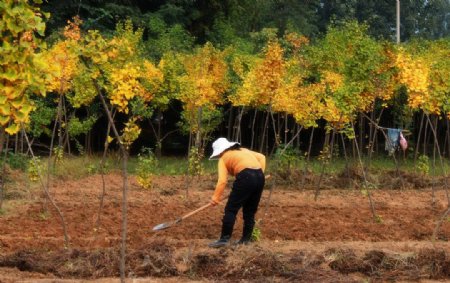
1 0 450 161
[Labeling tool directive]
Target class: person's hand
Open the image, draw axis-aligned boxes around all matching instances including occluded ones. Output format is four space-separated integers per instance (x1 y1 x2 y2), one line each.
210 197 220 206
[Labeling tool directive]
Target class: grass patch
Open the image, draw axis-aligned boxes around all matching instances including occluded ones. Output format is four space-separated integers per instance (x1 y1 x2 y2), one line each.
2 153 449 182
4 152 28 171
0 199 33 217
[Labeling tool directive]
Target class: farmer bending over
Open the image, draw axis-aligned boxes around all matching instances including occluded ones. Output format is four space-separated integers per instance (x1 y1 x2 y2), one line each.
208 137 266 248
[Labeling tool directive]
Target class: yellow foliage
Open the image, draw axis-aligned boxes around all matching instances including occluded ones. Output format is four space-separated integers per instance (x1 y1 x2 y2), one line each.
121 118 141 148
322 71 343 92
232 41 284 107
284 32 309 52
108 64 152 113
0 0 48 135
179 43 229 111
142 60 164 101
396 48 435 113
63 16 82 41
42 41 79 94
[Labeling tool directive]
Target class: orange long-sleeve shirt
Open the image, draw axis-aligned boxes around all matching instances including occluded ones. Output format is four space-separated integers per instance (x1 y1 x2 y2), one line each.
212 148 266 203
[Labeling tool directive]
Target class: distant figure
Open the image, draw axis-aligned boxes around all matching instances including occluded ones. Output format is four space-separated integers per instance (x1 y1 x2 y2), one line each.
208 138 266 248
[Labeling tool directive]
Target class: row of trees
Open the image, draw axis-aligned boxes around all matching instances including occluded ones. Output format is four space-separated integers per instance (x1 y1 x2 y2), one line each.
1 1 449 281
2 7 450 160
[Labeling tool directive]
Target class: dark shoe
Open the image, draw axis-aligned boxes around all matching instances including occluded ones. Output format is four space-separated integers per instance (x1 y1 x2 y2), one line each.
208 236 230 248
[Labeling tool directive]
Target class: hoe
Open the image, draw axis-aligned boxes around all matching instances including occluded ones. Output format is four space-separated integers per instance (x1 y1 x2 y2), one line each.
152 195 227 231
152 175 271 231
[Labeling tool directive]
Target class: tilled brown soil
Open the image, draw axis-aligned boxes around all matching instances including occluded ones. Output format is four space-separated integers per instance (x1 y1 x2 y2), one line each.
0 173 449 282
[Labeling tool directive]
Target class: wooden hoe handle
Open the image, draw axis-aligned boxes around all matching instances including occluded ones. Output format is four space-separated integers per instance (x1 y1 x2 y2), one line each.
180 202 212 221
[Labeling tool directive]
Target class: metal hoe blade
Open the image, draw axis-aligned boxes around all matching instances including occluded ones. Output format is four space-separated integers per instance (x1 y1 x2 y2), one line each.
152 222 171 231
152 218 181 231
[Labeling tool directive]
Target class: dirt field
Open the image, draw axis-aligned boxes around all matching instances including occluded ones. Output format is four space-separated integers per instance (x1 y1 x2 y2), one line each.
0 173 449 282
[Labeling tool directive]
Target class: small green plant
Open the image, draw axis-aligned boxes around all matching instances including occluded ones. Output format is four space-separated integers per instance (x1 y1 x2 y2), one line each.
87 164 97 174
74 139 85 156
136 147 158 189
53 146 64 164
27 157 43 182
416 155 430 175
188 147 204 176
251 224 262 242
38 211 50 221
374 214 383 224
318 146 331 164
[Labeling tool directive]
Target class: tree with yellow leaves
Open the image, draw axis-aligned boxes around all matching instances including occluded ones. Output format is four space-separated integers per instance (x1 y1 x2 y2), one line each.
0 0 48 152
231 40 285 152
64 19 163 281
38 17 82 157
396 39 450 118
0 0 73 250
177 42 230 151
395 39 450 212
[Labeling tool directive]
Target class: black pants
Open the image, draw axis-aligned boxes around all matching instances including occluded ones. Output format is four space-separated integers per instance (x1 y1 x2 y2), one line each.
221 168 265 240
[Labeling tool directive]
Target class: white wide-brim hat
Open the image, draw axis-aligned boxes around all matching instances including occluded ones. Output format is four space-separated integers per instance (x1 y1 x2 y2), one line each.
210 138 240 159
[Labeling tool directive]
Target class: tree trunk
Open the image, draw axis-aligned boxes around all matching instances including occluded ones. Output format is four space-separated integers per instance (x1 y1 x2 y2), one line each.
20 129 24 154
351 131 356 159
250 110 258 150
47 94 63 194
350 121 377 221
195 107 203 150
0 126 5 156
301 127 315 186
95 110 114 232
90 74 130 283
329 128 337 162
359 113 364 155
368 110 374 156
234 107 245 143
426 115 450 205
14 132 18 154
414 112 425 165
62 97 71 155
269 108 279 155
340 133 350 179
96 86 129 283
119 150 129 283
227 106 234 140
423 115 429 156
431 117 437 205
276 113 281 145
314 130 332 200
156 109 162 157
284 113 288 145
368 108 383 162
259 111 270 154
